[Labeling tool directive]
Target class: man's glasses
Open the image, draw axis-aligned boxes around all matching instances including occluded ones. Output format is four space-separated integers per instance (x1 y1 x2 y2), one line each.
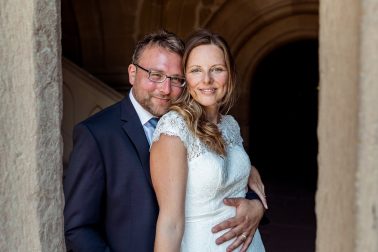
133 63 186 88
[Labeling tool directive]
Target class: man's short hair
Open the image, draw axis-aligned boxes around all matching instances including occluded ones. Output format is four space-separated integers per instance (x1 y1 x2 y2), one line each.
132 30 184 64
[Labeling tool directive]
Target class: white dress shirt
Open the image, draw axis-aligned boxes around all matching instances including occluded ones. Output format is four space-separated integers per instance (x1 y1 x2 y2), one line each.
129 89 157 145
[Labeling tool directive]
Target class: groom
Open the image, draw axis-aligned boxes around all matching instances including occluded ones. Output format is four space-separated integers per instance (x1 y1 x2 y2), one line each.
63 30 265 252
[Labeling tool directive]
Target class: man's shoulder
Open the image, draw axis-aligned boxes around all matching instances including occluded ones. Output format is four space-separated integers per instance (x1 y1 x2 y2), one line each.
78 98 126 128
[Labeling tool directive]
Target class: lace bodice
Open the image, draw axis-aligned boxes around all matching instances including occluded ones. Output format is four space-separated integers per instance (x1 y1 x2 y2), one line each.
152 111 244 161
152 111 265 251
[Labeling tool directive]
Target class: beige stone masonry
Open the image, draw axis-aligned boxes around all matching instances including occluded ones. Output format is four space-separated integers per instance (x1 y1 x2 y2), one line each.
317 0 378 251
0 0 65 251
356 0 378 250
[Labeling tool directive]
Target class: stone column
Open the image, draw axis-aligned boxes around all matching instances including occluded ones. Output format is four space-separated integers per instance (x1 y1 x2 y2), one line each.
355 0 378 250
317 0 378 251
0 0 65 251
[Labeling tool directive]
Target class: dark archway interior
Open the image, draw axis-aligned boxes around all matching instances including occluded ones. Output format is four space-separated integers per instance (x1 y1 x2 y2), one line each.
250 39 318 251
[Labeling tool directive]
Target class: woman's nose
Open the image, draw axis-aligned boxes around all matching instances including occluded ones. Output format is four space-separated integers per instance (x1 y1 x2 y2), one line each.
203 71 212 84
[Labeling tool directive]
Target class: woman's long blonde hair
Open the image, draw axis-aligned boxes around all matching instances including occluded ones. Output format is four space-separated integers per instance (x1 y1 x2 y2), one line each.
170 29 237 156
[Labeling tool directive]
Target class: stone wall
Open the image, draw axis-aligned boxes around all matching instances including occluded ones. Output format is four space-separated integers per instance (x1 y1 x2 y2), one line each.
317 0 378 251
0 0 65 251
356 0 378 250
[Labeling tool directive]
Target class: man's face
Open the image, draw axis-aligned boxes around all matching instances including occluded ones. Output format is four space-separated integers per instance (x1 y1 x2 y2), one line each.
128 45 183 117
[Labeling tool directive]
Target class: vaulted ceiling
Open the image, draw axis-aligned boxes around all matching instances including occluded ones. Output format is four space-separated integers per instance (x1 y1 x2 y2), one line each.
61 0 318 95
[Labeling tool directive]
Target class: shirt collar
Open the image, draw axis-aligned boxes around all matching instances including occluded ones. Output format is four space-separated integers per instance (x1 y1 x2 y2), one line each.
129 88 154 125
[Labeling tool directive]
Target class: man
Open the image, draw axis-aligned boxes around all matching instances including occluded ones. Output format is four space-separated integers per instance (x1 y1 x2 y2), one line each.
64 30 265 252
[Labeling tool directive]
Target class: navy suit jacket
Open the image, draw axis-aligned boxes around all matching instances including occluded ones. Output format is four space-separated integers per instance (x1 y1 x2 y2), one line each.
64 96 158 251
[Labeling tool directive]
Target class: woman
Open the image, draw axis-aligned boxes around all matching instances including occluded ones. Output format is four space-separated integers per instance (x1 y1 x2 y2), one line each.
150 29 266 252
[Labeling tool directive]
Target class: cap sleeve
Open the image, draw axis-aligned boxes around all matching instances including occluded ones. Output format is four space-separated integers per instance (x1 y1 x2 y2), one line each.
152 111 190 149
220 115 244 147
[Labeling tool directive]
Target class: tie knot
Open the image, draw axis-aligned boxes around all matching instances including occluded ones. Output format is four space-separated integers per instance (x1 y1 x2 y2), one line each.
148 117 159 129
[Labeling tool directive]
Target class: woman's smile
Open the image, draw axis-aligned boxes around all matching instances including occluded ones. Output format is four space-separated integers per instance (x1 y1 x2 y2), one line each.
198 88 217 94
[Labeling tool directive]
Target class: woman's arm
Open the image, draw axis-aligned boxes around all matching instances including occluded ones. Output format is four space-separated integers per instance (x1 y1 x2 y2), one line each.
150 135 188 252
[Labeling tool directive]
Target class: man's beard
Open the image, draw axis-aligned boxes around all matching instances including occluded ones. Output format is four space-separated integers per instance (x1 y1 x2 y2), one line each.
135 92 170 117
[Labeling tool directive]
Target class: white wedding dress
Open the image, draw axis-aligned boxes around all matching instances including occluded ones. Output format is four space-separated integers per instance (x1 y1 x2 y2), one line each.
152 111 265 252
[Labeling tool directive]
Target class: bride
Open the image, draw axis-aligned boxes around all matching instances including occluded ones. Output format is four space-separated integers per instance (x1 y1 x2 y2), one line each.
150 29 266 252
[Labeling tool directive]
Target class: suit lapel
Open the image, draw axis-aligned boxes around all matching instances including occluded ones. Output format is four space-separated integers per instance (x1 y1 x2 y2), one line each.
120 96 152 185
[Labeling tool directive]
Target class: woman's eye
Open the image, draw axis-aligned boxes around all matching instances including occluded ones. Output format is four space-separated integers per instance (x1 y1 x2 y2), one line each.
212 67 225 73
190 68 201 73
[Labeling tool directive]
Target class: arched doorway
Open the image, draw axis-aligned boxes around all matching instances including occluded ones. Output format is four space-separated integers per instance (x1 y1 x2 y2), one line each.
251 39 318 251
61 1 321 250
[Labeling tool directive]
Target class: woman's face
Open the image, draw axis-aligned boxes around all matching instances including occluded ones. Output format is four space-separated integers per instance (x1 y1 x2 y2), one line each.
185 44 228 114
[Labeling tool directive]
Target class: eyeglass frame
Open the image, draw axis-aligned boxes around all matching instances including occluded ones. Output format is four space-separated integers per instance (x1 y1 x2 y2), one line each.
133 63 186 88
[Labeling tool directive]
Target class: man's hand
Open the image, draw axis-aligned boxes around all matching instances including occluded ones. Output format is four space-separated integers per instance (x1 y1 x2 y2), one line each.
249 167 268 209
211 198 264 252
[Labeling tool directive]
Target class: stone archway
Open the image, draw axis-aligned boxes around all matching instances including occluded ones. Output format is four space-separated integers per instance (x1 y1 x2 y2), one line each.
2 0 377 251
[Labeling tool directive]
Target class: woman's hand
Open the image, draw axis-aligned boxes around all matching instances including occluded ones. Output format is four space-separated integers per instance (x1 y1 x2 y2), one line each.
248 167 268 209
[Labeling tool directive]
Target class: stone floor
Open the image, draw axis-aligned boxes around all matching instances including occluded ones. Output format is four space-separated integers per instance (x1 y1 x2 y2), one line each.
259 179 316 252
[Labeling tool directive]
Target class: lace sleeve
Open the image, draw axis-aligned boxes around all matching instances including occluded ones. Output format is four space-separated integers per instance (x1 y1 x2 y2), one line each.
152 111 190 149
220 115 244 147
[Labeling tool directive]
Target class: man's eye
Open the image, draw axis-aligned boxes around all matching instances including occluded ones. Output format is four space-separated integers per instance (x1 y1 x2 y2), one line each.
150 72 164 80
